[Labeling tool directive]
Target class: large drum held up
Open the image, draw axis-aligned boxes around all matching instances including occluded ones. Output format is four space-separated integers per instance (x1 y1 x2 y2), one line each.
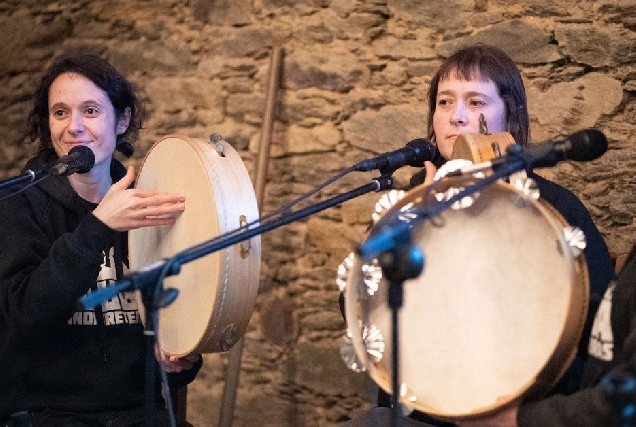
129 135 261 356
344 174 589 420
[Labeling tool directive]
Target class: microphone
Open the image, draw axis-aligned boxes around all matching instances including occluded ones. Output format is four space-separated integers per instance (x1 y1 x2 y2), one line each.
511 128 607 168
353 138 441 173
0 145 96 193
48 145 96 176
448 129 608 176
357 129 608 261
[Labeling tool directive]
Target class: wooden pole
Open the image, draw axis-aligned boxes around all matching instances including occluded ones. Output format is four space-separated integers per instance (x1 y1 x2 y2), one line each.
218 46 283 427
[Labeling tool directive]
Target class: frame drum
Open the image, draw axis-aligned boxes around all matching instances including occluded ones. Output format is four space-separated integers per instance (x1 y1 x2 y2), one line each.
345 175 589 419
129 135 261 355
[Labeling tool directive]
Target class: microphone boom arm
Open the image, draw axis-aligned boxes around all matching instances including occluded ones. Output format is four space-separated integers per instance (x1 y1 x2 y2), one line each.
81 174 395 309
0 168 47 191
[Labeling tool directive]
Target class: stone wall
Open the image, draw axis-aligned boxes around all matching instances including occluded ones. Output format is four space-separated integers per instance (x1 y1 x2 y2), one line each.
1 0 635 426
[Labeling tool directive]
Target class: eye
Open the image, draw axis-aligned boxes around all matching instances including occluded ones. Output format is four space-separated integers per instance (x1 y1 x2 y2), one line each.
51 109 68 119
437 98 452 108
84 106 99 116
469 99 486 107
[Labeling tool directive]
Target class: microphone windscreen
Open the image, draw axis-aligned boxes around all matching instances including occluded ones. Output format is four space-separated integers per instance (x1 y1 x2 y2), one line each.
406 138 435 155
569 129 608 162
405 138 442 167
68 145 96 174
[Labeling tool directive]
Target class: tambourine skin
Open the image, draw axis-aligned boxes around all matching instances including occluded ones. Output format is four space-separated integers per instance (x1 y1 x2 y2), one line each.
345 176 589 419
129 135 261 355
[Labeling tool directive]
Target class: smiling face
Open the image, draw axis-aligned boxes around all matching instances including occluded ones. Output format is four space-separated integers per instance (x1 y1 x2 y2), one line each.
48 72 130 171
432 73 508 160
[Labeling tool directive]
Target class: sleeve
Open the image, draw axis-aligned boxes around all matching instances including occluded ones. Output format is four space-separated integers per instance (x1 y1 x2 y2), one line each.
0 193 117 337
517 385 614 426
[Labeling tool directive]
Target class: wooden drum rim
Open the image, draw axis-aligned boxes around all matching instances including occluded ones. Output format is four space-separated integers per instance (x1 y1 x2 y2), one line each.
129 135 261 355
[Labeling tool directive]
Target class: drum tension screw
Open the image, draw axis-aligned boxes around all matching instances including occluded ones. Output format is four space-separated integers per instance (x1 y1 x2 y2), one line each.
219 324 237 352
239 215 251 258
209 133 226 157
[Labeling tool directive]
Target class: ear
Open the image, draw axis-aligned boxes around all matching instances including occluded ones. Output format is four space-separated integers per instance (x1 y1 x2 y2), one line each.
116 107 131 135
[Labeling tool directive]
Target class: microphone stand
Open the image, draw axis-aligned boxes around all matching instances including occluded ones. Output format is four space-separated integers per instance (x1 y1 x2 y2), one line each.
377 238 424 427
357 156 528 427
80 174 395 427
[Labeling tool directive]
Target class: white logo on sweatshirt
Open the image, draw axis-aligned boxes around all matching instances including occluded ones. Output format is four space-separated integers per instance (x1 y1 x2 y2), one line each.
67 247 141 326
588 282 615 362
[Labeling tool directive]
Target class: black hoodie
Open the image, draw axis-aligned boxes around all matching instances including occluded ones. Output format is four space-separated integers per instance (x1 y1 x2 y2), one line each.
0 150 199 418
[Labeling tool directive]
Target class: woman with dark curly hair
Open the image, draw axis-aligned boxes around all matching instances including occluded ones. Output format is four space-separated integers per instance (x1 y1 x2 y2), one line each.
0 54 201 426
27 55 143 158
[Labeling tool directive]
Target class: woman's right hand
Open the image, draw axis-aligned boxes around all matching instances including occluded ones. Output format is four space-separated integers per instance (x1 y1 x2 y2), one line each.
93 166 186 232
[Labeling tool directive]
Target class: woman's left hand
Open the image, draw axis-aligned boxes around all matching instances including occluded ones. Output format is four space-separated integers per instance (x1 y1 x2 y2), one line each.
422 160 439 186
154 344 202 373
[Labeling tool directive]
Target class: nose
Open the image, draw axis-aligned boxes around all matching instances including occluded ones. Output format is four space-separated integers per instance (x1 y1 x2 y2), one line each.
451 102 468 125
68 112 85 135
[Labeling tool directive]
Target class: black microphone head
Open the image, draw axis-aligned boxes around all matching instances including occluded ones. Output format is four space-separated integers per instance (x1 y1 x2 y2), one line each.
405 138 437 167
568 129 608 161
66 145 96 174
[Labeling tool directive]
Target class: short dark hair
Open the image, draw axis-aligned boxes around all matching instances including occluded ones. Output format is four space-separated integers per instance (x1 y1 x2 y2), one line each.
27 54 144 157
426 44 530 146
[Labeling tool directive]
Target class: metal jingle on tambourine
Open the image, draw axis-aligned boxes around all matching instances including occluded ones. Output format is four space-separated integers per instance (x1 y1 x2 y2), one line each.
336 252 356 292
399 383 418 412
361 323 385 363
340 323 386 373
337 253 383 296
563 226 587 258
340 330 365 373
434 184 479 210
431 160 483 210
511 176 541 201
372 189 406 224
360 259 383 296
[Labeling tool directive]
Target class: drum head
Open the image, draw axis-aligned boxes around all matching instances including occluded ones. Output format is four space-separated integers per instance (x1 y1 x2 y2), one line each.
345 177 588 418
129 135 261 355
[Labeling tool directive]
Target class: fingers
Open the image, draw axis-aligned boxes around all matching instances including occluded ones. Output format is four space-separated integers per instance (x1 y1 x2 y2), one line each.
126 193 185 218
423 160 438 186
93 180 186 231
112 165 136 190
154 346 202 373
131 198 185 228
132 192 186 210
163 356 195 372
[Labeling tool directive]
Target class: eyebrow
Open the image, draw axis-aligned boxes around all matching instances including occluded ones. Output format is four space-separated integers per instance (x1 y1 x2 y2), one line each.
437 89 493 99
